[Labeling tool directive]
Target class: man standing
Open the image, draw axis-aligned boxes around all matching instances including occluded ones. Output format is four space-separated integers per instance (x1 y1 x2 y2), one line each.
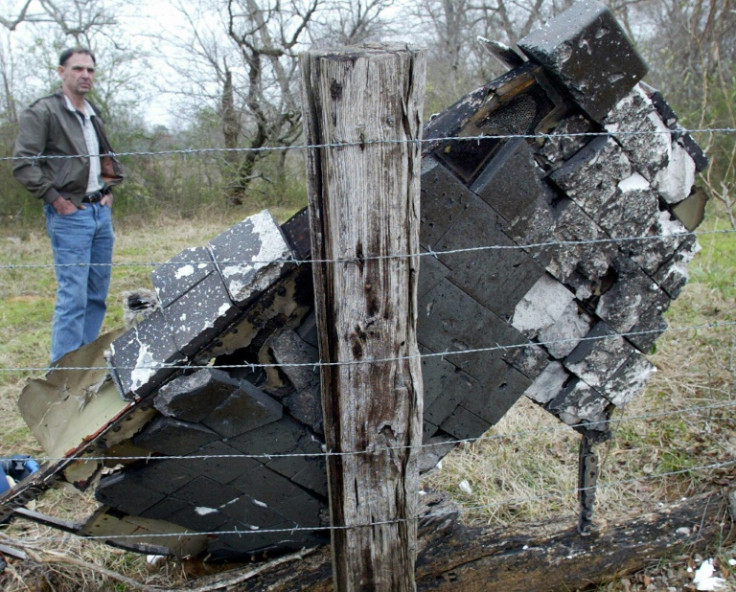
13 47 123 364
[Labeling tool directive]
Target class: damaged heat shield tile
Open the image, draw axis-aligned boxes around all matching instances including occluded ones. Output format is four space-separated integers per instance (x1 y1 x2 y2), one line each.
603 85 698 206
602 86 673 182
153 369 241 423
537 300 593 360
537 115 596 170
209 210 295 307
161 271 242 358
547 379 610 433
151 246 215 308
652 141 697 205
563 322 634 389
549 136 632 214
511 273 576 339
524 361 570 406
517 0 648 122
645 85 709 173
598 351 656 406
598 172 660 239
504 341 551 381
625 210 695 277
107 309 183 400
595 257 671 337
202 380 283 439
544 198 619 298
268 328 323 433
652 237 700 299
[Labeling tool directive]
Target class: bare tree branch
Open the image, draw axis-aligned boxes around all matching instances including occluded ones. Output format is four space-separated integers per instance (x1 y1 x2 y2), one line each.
0 0 35 31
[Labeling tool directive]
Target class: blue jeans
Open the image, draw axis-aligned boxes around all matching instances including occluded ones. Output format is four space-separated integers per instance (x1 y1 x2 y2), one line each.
45 203 114 364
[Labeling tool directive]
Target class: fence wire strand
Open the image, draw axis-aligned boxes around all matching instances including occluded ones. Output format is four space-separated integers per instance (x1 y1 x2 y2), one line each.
4 457 734 545
1 228 735 271
1 319 732 374
15 398 736 465
0 125 734 557
1 126 734 163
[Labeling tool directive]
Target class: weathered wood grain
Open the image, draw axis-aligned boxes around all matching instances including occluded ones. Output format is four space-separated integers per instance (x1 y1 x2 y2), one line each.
301 44 426 591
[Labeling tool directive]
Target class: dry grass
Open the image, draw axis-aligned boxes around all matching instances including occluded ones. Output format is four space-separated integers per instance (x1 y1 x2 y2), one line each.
0 202 734 590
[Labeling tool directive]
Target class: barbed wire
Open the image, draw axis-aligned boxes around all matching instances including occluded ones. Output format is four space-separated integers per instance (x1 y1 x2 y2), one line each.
12 398 735 465
1 228 734 272
457 458 736 513
0 127 734 163
0 522 694 586
0 105 733 569
0 319 733 374
5 457 733 544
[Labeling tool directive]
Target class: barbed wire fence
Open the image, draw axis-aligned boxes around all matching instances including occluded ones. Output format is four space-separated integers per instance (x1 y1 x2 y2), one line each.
0 127 734 558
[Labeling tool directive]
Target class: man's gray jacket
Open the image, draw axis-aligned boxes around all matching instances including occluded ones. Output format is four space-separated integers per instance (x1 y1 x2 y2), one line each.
13 91 124 207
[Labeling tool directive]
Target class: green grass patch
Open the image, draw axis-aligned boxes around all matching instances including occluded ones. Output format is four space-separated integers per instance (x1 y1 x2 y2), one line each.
0 295 54 326
691 230 736 299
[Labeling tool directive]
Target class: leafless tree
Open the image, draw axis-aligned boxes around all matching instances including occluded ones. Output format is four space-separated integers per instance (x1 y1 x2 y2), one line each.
309 0 396 46
36 0 117 43
0 1 36 31
222 0 319 202
1 0 139 117
402 0 571 111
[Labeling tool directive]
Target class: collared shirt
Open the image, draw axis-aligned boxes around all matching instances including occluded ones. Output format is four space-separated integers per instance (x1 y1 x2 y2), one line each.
62 94 103 194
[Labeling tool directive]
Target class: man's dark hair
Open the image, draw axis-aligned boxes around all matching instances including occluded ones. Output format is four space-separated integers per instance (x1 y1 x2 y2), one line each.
59 47 96 67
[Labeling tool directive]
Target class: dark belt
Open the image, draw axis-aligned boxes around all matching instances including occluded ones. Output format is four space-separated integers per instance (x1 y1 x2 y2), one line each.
81 188 109 204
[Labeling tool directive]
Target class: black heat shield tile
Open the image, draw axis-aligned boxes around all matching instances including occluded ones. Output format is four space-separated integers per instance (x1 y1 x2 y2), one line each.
185 441 262 485
152 368 241 424
432 192 547 321
151 246 215 309
95 471 166 516
107 308 184 400
131 415 220 456
417 278 527 387
420 156 478 248
161 270 242 358
517 0 648 122
202 379 283 439
208 210 295 308
470 138 547 225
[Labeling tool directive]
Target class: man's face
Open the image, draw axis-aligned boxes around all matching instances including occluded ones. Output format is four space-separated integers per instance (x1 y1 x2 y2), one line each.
58 52 96 97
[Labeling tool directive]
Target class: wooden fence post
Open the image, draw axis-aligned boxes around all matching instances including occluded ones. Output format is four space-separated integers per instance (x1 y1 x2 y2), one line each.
300 44 426 591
